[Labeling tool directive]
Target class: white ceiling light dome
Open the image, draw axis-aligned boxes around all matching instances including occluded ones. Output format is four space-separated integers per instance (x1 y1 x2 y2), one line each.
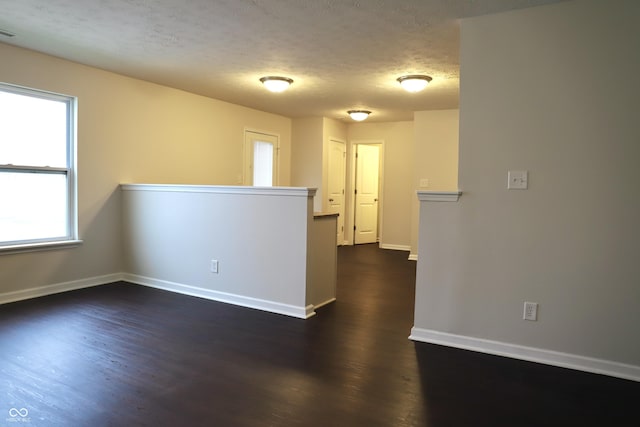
397 75 433 93
347 110 371 121
260 76 293 92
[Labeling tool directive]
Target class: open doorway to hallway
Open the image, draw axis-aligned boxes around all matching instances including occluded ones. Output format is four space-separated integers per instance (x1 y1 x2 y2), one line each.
347 141 383 246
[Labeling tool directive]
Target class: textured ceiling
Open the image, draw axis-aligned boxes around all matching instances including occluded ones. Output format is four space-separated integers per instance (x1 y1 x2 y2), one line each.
0 0 569 122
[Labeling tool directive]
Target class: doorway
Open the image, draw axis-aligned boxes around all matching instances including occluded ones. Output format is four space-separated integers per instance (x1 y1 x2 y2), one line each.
244 130 279 186
347 141 383 245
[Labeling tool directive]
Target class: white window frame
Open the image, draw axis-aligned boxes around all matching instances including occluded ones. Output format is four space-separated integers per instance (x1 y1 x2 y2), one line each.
243 129 279 187
0 82 81 254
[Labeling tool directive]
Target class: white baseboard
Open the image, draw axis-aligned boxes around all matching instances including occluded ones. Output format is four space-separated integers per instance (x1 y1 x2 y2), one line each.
0 273 123 305
122 273 315 319
313 297 337 310
409 327 640 382
1 272 316 320
378 243 419 261
379 244 411 252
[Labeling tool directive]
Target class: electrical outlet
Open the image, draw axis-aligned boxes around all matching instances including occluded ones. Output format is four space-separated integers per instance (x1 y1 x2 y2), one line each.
523 301 538 321
508 170 528 190
210 259 219 274
419 178 430 188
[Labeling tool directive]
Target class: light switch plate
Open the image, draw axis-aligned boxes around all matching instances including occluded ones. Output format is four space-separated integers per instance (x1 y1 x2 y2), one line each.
508 170 528 190
419 178 430 188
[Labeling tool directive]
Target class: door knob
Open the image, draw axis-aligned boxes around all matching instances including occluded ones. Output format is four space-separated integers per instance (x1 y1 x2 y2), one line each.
329 198 334 202
374 198 378 202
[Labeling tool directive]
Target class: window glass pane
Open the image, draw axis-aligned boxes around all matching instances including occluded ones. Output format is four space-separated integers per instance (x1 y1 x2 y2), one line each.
0 91 68 167
0 172 68 242
253 141 273 186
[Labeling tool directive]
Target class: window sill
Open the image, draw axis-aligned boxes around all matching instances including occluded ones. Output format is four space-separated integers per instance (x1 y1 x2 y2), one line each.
0 239 83 255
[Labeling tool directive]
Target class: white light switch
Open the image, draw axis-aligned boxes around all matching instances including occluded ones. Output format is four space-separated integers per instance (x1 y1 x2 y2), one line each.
508 170 528 190
419 178 430 188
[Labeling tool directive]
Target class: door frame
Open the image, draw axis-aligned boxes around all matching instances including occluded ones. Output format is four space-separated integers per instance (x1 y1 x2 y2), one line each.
346 139 385 246
327 137 347 245
243 128 280 186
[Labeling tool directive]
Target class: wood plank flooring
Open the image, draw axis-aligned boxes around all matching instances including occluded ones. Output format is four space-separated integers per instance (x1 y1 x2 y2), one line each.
1 244 638 426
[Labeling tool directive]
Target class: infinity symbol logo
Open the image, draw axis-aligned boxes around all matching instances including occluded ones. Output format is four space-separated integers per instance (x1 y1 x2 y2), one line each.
9 408 28 418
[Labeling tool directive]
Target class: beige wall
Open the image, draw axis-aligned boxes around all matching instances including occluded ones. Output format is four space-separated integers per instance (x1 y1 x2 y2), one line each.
347 121 414 249
414 0 640 369
290 117 348 214
291 117 324 211
0 43 291 295
410 110 459 256
322 118 348 214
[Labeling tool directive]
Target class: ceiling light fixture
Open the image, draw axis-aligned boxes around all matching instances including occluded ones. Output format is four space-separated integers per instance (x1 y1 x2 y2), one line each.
347 110 371 121
260 76 293 93
397 75 433 93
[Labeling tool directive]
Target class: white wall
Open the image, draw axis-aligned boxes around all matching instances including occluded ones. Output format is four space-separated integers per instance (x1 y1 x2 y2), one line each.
322 118 348 214
121 185 318 318
291 117 324 211
307 214 338 309
412 0 640 380
290 117 349 214
410 110 459 257
0 43 292 299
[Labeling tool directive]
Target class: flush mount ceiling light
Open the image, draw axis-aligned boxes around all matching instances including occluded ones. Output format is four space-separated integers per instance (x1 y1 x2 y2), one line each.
260 76 293 93
397 75 433 93
347 110 371 121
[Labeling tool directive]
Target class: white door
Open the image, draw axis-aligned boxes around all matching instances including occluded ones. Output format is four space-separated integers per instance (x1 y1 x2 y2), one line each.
327 139 346 245
354 144 380 244
244 131 278 186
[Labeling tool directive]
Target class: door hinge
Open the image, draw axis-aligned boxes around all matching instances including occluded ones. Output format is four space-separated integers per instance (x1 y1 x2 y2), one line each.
354 225 356 231
355 189 357 195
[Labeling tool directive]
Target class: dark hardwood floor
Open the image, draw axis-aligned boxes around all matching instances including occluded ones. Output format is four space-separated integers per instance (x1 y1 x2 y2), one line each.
1 244 638 426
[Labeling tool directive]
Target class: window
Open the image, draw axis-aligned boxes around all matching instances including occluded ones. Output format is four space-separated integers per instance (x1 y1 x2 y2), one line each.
243 130 278 186
0 83 78 251
252 140 274 186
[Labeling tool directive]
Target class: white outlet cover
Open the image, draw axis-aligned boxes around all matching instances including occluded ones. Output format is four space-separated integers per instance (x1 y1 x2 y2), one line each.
419 178 430 188
523 301 538 321
508 170 528 190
